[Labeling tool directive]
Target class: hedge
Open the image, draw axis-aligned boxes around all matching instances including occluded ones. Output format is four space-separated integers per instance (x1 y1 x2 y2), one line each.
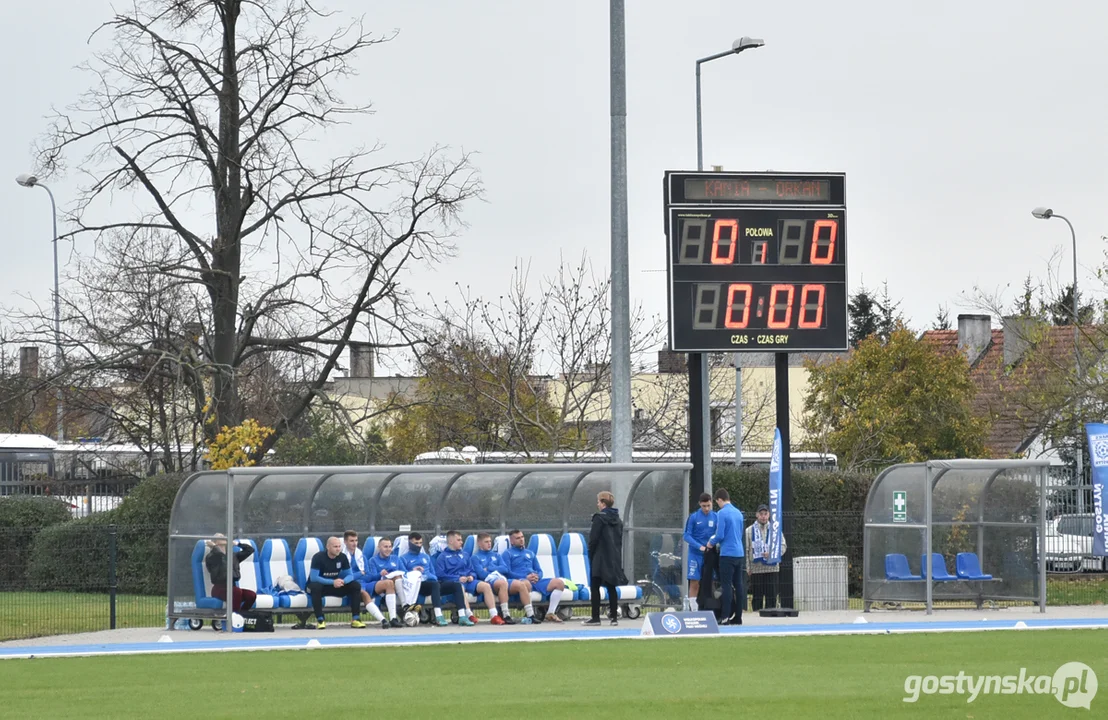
25 473 186 595
711 467 877 596
0 496 73 589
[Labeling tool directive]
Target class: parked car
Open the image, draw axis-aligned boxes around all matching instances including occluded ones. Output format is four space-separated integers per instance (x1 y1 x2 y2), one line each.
1045 513 1105 573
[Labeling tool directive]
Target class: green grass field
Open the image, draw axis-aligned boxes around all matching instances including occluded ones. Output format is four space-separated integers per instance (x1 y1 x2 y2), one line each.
3 631 1106 718
1 573 1104 641
0 592 165 641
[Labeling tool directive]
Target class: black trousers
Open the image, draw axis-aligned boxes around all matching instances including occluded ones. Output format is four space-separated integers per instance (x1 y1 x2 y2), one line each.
417 580 441 608
749 571 778 611
590 577 618 620
436 580 467 611
718 556 745 622
308 580 362 619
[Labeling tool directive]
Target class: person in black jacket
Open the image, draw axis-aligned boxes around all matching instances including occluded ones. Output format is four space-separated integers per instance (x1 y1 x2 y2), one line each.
584 491 626 626
205 533 257 612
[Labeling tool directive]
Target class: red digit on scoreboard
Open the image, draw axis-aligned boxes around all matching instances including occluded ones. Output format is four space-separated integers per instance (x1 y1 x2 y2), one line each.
724 283 752 328
710 219 738 264
797 284 826 328
767 284 795 329
809 219 837 264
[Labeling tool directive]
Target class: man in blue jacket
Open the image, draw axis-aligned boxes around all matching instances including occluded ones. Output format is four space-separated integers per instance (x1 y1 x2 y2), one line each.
470 532 514 625
499 529 568 624
683 492 718 611
398 532 466 627
344 533 403 628
433 530 478 626
365 537 405 627
307 536 364 629
706 488 745 625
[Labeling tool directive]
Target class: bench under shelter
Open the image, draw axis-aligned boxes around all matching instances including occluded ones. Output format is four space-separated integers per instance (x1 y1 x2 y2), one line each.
863 459 1048 614
167 462 691 629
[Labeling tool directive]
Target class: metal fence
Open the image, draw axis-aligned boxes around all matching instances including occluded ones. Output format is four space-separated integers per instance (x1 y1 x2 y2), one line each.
0 476 136 518
0 524 167 641
2 509 1106 642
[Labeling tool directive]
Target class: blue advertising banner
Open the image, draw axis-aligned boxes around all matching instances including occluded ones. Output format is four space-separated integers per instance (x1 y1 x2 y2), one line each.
767 427 784 564
640 611 720 636
1085 423 1108 557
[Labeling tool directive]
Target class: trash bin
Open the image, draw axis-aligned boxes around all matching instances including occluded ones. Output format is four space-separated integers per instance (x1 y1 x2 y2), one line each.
795 555 848 611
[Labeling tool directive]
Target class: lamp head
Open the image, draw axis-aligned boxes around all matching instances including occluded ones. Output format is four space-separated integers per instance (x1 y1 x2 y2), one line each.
1031 207 1053 220
15 174 38 188
733 37 765 53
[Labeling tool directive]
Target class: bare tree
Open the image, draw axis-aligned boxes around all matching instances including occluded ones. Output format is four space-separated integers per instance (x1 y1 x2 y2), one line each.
14 0 479 458
403 255 663 458
628 358 777 454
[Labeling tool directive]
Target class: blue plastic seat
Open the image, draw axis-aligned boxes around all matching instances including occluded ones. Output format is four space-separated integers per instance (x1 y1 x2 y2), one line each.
558 532 642 602
955 552 993 580
191 540 225 609
920 553 958 581
885 553 922 581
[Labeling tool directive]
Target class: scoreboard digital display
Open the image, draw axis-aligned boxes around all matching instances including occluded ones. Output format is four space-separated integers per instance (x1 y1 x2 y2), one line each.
665 171 848 353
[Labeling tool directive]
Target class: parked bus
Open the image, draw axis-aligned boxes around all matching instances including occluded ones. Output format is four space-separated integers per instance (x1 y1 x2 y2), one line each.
413 446 838 469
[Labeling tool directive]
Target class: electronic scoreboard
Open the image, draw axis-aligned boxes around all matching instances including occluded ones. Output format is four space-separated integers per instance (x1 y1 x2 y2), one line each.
664 171 847 353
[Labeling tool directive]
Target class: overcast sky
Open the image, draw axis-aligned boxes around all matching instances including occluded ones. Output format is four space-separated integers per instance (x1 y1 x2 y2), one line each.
2 1 1105 370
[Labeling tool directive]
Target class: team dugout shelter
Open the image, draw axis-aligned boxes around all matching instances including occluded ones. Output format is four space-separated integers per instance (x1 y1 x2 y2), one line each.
168 463 690 628
864 459 1049 614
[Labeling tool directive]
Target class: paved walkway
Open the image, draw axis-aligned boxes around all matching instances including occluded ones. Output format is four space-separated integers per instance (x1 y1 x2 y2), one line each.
3 606 1106 658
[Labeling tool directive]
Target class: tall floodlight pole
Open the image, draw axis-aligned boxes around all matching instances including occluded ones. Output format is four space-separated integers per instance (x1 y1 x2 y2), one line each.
1032 206 1082 505
690 37 764 501
609 0 633 463
16 173 64 442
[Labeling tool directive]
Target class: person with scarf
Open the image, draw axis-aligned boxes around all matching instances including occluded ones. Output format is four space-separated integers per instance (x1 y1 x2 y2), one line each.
584 491 626 626
745 504 788 611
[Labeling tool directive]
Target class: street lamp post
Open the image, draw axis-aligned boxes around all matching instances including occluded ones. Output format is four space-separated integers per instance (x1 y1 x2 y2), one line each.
16 173 64 442
690 37 763 499
1032 206 1081 504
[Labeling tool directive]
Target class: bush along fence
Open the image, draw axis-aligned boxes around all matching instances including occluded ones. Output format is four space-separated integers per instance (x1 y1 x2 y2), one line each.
0 522 169 641
0 475 184 641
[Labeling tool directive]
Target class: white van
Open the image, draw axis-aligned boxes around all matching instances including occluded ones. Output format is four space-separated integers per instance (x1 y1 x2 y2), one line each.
1045 514 1105 573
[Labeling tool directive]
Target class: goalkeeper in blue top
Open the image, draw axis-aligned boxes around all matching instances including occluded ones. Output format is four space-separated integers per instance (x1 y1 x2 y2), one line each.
683 493 718 611
499 529 568 624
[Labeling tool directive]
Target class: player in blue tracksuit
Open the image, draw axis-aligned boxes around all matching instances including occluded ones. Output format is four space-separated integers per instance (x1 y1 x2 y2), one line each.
498 529 568 624
342 530 390 629
706 488 746 625
357 535 403 628
433 531 478 626
683 492 718 611
398 532 465 627
470 532 514 625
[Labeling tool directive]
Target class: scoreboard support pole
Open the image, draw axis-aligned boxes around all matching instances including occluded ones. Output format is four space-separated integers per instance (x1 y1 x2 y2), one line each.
688 352 707 507
775 351 795 610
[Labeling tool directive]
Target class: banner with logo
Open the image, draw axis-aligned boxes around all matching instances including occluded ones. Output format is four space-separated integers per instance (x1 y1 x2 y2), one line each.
1085 423 1108 557
767 427 784 564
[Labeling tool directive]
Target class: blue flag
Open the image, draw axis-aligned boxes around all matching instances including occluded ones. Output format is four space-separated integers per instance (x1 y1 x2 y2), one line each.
1084 423 1108 557
767 428 784 564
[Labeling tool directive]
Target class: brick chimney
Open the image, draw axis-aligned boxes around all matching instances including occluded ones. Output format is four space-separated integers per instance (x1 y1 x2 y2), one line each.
957 314 991 366
349 341 375 378
658 347 686 374
19 346 39 378
1001 315 1043 368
